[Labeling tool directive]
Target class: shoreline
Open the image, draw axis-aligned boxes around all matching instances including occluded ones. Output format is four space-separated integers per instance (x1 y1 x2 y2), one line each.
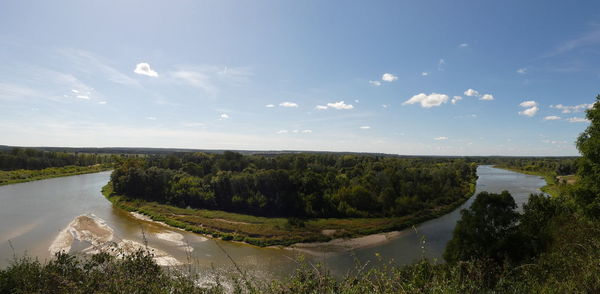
0 166 112 187
492 165 560 197
102 176 478 251
129 207 406 254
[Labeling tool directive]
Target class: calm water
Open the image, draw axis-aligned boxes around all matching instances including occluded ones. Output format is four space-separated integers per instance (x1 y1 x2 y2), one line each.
0 165 545 278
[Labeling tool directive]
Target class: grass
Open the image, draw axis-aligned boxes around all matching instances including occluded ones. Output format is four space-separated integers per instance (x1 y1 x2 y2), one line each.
102 180 477 247
0 164 112 186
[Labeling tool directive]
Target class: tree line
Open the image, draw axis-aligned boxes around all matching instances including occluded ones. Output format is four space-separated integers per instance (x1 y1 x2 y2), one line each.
473 156 578 175
0 148 116 171
110 153 477 218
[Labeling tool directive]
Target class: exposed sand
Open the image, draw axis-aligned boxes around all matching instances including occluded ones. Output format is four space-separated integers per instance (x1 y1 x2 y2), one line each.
321 229 337 237
49 214 113 255
84 239 183 266
48 214 183 266
289 231 405 256
154 231 200 253
130 211 153 222
129 209 399 254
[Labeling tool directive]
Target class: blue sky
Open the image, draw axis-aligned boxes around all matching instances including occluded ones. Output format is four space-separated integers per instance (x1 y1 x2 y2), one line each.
1 1 599 156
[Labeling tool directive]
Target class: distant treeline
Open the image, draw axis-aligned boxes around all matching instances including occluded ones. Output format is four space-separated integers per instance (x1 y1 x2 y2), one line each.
472 156 579 175
0 148 115 171
110 152 477 218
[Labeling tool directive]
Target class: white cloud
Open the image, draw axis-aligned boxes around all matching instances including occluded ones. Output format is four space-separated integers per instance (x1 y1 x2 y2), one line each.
265 104 275 108
438 59 446 71
519 106 539 117
434 136 448 141
550 103 593 113
76 95 90 99
567 117 589 123
301 129 312 134
517 68 527 74
354 99 360 103
359 126 371 129
519 100 538 108
403 93 449 108
134 62 159 77
369 80 382 86
464 88 479 97
381 73 398 82
98 101 107 105
480 94 494 101
279 102 298 107
381 104 389 108
451 96 462 104
421 72 429 76
220 113 229 119
276 130 288 134
316 101 354 110
328 101 354 109
459 43 469 48
71 89 80 93
146 116 157 120
544 115 561 121
519 100 539 117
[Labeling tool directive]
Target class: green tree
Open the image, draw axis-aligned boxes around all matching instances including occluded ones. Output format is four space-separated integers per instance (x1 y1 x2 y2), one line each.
575 95 600 217
444 191 520 264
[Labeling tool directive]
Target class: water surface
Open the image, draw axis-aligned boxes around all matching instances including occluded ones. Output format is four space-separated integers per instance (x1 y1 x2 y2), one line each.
0 165 545 278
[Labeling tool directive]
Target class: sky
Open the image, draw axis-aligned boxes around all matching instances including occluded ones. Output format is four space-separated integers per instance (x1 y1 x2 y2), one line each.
1 1 599 156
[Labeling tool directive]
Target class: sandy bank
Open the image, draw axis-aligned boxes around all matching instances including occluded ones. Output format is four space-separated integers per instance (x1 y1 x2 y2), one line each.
288 231 406 256
130 209 407 254
48 214 183 266
49 214 113 255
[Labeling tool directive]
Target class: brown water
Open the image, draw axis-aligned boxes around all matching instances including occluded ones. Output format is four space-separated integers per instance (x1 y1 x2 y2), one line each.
0 165 545 278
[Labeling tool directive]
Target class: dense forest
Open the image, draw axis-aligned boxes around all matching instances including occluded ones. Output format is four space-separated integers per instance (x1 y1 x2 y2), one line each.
0 148 115 171
110 154 477 218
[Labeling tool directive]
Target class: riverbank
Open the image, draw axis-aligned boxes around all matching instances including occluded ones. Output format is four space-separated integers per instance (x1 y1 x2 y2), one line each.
102 180 477 248
493 165 575 197
0 165 112 186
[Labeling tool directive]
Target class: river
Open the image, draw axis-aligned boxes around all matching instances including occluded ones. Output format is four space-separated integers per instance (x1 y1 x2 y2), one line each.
0 165 545 280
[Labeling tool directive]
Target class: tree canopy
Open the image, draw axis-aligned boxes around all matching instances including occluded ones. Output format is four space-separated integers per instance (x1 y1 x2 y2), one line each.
110 153 477 218
0 148 114 171
575 95 600 217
